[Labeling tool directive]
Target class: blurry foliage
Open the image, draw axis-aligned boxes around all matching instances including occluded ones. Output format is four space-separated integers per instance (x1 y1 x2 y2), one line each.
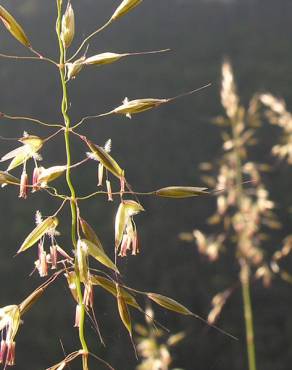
135 305 185 370
180 60 292 370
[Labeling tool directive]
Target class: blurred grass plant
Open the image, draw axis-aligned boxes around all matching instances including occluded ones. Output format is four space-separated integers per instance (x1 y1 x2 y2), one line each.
0 1 213 369
181 60 280 370
135 305 185 370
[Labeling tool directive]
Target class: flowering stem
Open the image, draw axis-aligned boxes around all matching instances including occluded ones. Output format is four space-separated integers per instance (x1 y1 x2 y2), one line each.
56 0 89 367
231 120 257 370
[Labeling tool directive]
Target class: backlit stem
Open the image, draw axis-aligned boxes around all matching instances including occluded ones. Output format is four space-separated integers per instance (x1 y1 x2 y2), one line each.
231 118 257 370
56 1 89 368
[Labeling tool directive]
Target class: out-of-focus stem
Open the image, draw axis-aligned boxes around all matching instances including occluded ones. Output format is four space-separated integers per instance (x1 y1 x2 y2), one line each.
240 261 257 370
56 1 89 368
231 118 257 370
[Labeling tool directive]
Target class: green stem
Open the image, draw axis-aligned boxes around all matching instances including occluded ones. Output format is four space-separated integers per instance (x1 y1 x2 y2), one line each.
231 119 257 370
56 0 89 364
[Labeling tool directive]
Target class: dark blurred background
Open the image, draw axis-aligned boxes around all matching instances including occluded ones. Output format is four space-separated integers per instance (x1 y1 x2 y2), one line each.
1 0 292 369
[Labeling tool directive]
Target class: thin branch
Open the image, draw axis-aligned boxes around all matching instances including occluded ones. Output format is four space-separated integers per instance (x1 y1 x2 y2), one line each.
0 135 20 141
0 129 63 143
1 113 63 128
29 46 59 66
88 352 116 370
121 48 171 57
70 157 90 168
52 198 68 217
43 187 68 200
88 306 105 346
0 52 58 66
76 190 153 201
71 113 107 130
76 190 108 200
68 18 113 62
43 128 64 143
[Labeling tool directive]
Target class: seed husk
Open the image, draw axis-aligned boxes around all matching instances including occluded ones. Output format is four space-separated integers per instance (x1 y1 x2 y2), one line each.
0 5 31 47
111 0 143 21
155 186 209 198
147 292 193 316
79 218 104 252
80 239 119 273
17 217 58 253
86 139 124 179
116 284 132 337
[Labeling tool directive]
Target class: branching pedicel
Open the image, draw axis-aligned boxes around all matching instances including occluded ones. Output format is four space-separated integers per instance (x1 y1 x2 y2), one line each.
0 1 213 369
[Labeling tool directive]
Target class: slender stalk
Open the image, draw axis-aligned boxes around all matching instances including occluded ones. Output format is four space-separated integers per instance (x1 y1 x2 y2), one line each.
0 52 58 66
56 1 89 367
240 261 257 370
76 190 154 201
68 18 113 62
1 113 62 128
231 119 257 370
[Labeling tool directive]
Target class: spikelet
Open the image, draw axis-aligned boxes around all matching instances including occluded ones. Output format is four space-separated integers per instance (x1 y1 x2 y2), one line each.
61 1 75 49
111 0 143 21
0 5 30 47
